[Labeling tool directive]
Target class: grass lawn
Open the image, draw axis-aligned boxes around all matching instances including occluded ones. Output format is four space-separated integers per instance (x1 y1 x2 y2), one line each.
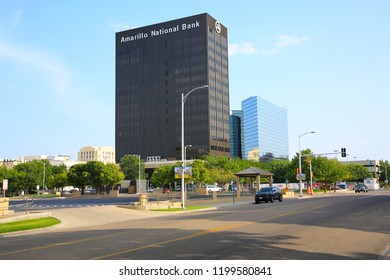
0 217 60 234
150 205 211 212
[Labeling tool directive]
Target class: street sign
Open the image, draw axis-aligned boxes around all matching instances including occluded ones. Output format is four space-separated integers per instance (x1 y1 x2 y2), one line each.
2 179 8 191
296 173 306 180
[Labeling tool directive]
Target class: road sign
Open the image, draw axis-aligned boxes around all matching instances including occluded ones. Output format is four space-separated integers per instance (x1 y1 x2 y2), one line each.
2 179 8 190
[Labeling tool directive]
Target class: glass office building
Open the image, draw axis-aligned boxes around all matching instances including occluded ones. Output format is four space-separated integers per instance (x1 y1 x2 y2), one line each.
242 96 289 161
115 13 230 162
230 110 244 159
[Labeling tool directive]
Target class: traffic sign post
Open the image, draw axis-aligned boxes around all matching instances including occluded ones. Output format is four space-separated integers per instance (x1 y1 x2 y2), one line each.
2 179 7 197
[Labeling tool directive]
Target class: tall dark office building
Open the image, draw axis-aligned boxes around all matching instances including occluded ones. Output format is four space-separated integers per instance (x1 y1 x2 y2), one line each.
230 110 243 159
115 13 230 162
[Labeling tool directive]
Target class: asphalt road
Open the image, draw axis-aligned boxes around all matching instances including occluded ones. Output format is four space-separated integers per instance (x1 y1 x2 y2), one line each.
1 191 389 260
9 196 139 212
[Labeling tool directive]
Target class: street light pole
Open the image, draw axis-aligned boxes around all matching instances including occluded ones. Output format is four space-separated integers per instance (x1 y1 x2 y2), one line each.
138 155 141 192
39 161 46 195
185 145 192 166
181 85 208 209
43 162 45 192
133 155 141 193
298 131 315 197
183 144 192 192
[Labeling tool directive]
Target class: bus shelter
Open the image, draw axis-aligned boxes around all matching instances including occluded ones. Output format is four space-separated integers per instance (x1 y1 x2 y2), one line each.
234 167 274 195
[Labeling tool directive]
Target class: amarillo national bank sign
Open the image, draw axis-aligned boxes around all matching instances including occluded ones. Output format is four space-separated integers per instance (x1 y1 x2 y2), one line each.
120 19 221 43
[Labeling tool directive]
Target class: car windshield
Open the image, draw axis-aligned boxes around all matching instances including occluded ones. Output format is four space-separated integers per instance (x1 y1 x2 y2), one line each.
260 187 272 192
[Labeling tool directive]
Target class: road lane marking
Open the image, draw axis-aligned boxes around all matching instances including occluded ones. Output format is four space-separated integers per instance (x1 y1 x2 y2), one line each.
1 201 330 259
0 231 127 257
91 203 330 260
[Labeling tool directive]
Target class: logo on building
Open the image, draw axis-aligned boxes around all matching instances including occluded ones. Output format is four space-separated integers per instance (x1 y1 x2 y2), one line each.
121 20 201 43
215 21 221 33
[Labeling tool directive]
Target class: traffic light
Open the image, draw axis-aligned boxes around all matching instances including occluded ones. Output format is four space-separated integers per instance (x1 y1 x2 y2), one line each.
341 148 347 157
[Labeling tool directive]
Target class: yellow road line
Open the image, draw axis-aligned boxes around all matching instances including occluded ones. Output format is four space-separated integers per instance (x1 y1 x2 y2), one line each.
92 203 329 259
0 201 328 259
0 231 125 257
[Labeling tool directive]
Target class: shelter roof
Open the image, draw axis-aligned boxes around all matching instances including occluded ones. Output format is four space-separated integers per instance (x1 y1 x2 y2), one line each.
235 167 274 177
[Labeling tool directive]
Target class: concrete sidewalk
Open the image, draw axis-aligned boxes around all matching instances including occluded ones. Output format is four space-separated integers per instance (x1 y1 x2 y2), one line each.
1 191 349 232
0 196 254 233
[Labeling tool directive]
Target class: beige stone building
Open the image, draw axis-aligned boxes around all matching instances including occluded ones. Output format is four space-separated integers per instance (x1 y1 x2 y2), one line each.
78 146 115 164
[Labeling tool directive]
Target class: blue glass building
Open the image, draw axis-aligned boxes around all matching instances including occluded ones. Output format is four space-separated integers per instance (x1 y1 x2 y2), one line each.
241 96 288 161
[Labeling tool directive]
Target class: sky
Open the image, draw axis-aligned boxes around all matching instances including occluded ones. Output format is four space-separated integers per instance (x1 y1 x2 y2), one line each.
0 0 389 162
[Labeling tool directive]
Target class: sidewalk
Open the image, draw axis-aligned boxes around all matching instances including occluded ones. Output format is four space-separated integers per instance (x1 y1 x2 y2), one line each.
0 191 350 232
0 196 254 233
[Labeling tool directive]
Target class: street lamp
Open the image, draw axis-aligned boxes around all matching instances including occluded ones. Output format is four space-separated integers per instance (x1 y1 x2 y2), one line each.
185 145 192 164
133 155 141 193
181 85 208 209
38 161 46 195
298 131 315 197
183 144 192 192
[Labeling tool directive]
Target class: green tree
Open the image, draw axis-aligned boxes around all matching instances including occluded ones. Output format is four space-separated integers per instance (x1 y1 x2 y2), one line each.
67 163 90 194
150 165 174 187
203 154 234 170
346 164 371 182
269 160 290 183
379 160 389 185
207 166 235 186
230 157 254 172
313 157 346 189
0 165 8 181
119 155 146 180
287 149 313 183
190 159 208 187
85 161 106 193
51 164 68 193
103 163 125 190
11 160 51 194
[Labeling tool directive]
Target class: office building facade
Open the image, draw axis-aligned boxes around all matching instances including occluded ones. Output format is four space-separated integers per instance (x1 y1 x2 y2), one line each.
78 146 115 164
242 96 289 161
230 110 243 158
115 13 230 162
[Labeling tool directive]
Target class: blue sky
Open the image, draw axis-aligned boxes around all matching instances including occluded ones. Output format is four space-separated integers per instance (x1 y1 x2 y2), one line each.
0 0 389 161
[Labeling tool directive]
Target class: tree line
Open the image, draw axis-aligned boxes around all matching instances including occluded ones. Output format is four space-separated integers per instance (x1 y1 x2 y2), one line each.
1 151 389 196
149 151 389 189
0 160 125 196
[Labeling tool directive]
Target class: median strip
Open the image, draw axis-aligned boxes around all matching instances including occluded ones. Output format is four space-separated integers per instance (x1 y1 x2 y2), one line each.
0 217 60 234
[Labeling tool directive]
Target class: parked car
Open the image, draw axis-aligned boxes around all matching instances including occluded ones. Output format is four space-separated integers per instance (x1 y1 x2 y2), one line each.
355 183 368 193
255 187 283 204
162 188 171 193
206 185 222 192
84 188 97 195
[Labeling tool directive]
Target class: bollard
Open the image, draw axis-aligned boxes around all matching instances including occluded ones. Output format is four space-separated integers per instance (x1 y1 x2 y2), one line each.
139 193 148 206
